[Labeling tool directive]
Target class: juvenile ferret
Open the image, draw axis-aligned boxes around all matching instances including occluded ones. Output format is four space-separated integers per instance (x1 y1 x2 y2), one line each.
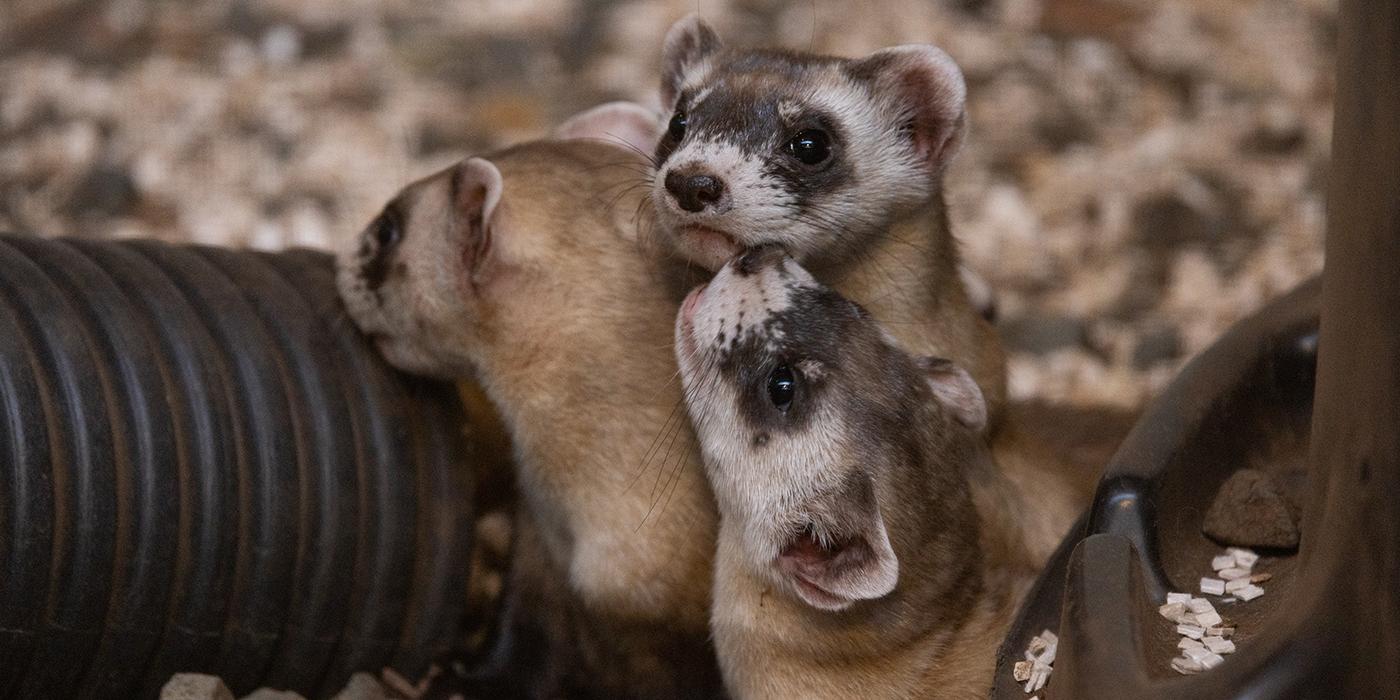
642 15 1008 430
675 245 1053 699
336 139 722 697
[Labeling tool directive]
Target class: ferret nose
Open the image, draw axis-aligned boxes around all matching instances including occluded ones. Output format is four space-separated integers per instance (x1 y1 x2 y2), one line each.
664 170 727 213
734 243 788 276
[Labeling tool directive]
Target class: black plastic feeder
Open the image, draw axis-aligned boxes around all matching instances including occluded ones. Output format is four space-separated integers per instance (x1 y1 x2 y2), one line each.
0 234 478 699
993 0 1400 694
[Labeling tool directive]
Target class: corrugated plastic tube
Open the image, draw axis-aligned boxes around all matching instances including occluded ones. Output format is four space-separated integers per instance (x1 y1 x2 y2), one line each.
0 234 476 699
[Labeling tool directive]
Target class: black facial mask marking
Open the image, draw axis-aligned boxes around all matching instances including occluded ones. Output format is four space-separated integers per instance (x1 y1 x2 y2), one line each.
363 203 405 292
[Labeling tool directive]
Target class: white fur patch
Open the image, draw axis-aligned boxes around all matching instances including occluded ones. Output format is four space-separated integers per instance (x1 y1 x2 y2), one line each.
676 257 852 591
653 62 941 268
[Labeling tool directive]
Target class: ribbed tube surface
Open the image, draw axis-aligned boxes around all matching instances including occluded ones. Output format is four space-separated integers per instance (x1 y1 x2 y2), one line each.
0 235 475 699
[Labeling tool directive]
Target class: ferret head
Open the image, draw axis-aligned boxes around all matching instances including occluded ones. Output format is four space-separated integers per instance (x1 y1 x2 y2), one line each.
675 246 986 611
336 140 658 384
649 15 968 270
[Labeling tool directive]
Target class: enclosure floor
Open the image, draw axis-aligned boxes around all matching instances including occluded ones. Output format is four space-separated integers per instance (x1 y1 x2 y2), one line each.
0 0 1332 409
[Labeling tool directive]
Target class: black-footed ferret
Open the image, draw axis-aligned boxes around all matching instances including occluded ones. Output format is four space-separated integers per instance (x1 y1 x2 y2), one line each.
336 140 722 697
675 245 1052 699
649 15 1007 431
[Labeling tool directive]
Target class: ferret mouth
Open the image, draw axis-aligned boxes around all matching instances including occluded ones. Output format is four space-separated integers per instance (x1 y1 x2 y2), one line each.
675 224 741 270
678 283 707 356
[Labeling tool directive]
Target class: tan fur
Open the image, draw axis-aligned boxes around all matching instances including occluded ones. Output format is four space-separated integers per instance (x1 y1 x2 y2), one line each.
814 200 1009 433
336 140 720 693
705 425 1086 699
675 255 1075 699
708 432 1050 699
646 18 1009 432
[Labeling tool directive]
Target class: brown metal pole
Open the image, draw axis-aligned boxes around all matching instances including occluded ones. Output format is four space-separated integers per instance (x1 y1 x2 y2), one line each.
1303 0 1400 690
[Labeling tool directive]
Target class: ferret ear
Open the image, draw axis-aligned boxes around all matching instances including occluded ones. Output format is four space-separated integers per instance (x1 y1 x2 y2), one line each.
553 101 664 156
959 263 998 322
919 357 986 433
779 474 899 612
454 157 503 228
660 14 723 109
848 45 967 171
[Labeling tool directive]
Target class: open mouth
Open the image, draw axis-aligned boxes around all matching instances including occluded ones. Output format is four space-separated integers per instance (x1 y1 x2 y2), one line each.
679 283 707 355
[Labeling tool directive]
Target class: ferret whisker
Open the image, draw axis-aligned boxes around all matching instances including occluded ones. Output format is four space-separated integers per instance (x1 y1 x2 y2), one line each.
601 133 661 169
655 430 696 521
638 409 689 528
599 182 652 217
627 397 688 493
572 140 660 170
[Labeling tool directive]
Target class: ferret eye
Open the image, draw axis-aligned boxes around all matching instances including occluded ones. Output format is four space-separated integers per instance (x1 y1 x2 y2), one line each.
373 213 401 252
767 364 796 412
786 129 831 166
668 111 688 141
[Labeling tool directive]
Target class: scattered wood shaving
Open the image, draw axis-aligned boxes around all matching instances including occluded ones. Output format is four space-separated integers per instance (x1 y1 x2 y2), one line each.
1015 629 1058 694
1166 547 1269 675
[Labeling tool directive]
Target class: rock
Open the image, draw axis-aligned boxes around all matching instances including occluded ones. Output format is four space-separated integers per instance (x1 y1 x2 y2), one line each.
242 689 304 700
159 674 234 700
1002 314 1089 355
1241 103 1307 155
67 164 138 219
330 673 391 700
1132 193 1217 252
1132 324 1182 368
1203 469 1300 549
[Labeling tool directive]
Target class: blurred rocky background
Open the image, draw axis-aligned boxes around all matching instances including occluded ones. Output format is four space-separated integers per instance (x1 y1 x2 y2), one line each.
0 0 1333 409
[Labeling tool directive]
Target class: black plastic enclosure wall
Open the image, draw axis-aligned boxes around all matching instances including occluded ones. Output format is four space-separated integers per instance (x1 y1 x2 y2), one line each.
0 234 476 699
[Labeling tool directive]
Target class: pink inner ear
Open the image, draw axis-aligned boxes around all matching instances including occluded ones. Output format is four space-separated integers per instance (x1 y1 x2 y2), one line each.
454 181 494 285
897 72 957 166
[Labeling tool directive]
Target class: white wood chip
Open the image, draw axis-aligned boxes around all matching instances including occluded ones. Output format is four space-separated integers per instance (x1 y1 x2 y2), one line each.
1177 624 1205 639
1172 657 1204 675
1196 610 1223 627
1032 662 1051 692
1228 548 1259 568
1179 637 1205 649
1024 669 1046 694
1167 592 1192 604
1237 585 1265 602
1225 577 1252 592
1206 626 1235 638
1201 653 1226 669
1020 631 1056 693
1187 598 1215 614
1159 602 1186 621
1218 566 1251 580
1200 578 1226 595
1203 637 1236 654
1183 646 1212 662
1013 660 1032 682
1211 555 1236 571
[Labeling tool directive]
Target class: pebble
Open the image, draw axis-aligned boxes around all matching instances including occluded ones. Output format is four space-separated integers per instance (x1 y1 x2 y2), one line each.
0 0 1331 408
